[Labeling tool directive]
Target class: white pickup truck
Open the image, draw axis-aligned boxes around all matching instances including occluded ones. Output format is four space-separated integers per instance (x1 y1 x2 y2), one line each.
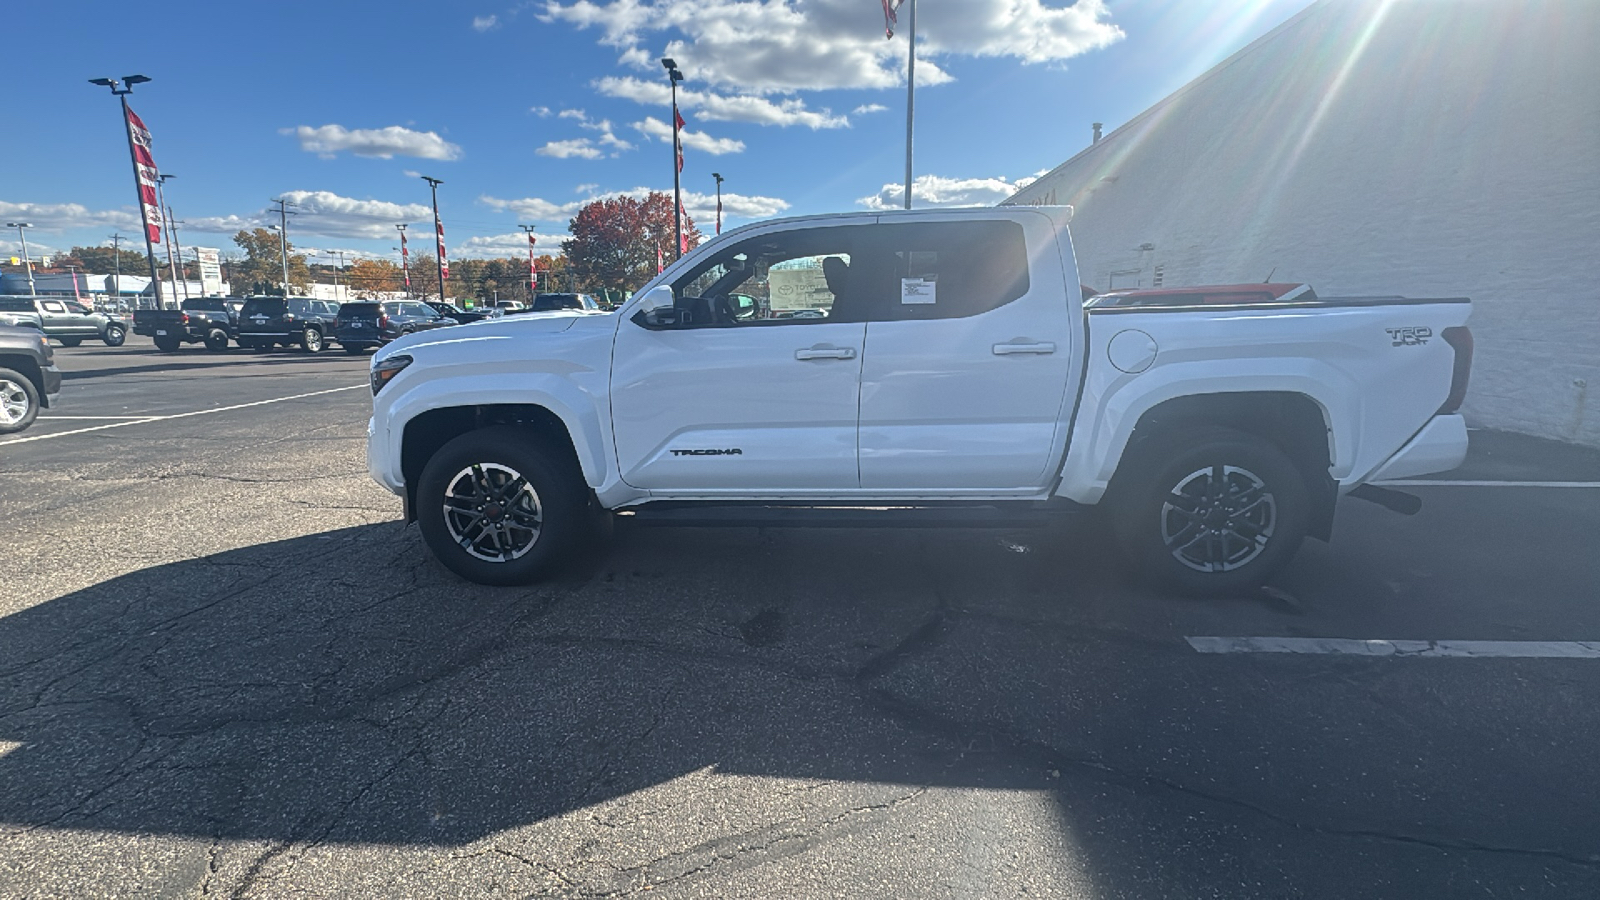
367 207 1473 595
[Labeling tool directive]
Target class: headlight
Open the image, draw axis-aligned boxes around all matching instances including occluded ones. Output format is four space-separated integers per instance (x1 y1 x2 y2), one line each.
370 354 412 395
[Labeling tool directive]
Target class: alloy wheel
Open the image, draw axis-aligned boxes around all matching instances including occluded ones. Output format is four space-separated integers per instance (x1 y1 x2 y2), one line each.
0 379 31 426
1159 464 1277 573
442 462 544 562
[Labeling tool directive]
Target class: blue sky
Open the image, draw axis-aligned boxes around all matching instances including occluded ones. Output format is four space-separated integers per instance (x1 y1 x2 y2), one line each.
3 0 1309 265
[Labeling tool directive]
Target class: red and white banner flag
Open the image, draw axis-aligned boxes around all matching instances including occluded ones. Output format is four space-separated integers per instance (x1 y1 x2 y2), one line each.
400 230 411 290
674 107 686 173
126 106 164 244
528 232 538 288
881 0 903 38
657 243 664 274
677 200 688 255
435 216 449 280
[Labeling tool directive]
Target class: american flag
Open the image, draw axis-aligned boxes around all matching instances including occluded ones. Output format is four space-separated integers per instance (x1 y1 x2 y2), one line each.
881 0 904 39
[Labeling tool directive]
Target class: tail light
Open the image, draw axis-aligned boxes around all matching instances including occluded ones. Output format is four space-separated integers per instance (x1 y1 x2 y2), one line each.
377 315 389 329
1439 326 1473 414
179 313 189 324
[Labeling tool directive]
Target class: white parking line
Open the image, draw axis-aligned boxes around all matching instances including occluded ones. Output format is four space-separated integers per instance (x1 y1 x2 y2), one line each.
1187 636 1600 658
39 415 162 420
1377 480 1600 488
1 385 366 446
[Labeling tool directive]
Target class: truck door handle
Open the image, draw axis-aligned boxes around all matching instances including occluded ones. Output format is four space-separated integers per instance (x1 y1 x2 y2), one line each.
795 346 856 360
992 341 1057 355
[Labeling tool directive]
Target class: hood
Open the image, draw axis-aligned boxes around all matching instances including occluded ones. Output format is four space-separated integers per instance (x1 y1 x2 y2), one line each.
373 310 606 363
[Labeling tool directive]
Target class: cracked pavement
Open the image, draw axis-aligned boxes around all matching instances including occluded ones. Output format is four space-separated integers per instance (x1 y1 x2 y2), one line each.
2 344 1599 898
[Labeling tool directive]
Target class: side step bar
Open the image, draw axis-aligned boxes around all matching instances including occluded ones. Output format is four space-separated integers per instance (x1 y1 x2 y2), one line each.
615 501 1089 529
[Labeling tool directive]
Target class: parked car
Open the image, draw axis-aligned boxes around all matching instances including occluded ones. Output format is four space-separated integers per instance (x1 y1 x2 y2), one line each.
132 297 238 352
367 207 1474 596
0 322 62 434
335 300 456 354
0 295 126 347
236 296 341 352
424 301 501 325
0 297 44 331
493 300 527 313
528 292 601 312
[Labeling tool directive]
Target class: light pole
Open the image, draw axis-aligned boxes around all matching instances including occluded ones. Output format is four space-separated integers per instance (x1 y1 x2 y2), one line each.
108 233 124 307
395 224 410 299
6 223 36 296
711 172 724 235
903 0 917 209
88 75 164 309
421 176 447 303
155 174 182 305
662 58 685 260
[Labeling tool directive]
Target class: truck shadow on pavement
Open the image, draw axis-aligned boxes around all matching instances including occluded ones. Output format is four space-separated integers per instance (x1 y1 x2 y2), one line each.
2 520 1597 894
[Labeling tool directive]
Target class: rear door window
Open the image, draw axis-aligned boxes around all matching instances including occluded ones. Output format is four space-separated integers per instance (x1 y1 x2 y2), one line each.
857 220 1031 322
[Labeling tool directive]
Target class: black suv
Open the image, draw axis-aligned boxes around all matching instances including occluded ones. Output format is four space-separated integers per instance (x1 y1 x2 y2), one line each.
529 292 601 312
334 300 455 354
236 296 341 352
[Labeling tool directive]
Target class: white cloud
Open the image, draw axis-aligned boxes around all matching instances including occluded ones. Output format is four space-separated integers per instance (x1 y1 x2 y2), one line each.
596 77 848 129
185 191 436 241
530 106 553 117
544 0 1122 95
574 183 599 194
633 117 744 155
852 103 888 115
0 201 138 233
452 233 566 259
857 174 1029 211
558 108 588 121
472 14 499 31
536 139 605 159
282 124 463 161
481 186 789 226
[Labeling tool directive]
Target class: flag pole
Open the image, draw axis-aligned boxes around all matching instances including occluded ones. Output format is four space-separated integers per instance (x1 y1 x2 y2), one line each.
903 0 916 210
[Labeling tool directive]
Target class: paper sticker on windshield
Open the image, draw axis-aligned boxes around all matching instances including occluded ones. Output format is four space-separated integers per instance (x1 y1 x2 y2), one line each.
901 277 937 304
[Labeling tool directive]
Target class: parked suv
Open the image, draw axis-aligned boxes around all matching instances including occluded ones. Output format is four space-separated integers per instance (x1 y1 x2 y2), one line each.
335 300 455 354
236 296 340 352
529 292 601 312
0 295 127 347
0 322 62 434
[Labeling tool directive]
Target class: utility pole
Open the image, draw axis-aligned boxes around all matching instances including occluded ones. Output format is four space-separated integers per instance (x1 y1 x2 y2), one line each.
904 0 917 209
5 223 36 296
88 75 163 309
518 224 539 296
662 58 685 260
712 172 724 235
270 198 295 296
396 224 410 299
421 176 447 303
108 233 124 307
155 174 181 306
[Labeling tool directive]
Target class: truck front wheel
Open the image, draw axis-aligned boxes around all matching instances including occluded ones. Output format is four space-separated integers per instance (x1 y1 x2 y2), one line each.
1111 426 1309 597
416 426 587 586
300 327 324 353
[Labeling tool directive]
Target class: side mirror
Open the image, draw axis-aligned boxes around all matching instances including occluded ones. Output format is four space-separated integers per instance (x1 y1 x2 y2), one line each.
632 285 682 329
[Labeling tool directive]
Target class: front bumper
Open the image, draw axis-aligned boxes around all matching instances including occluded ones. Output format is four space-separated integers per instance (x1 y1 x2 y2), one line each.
1366 414 1469 482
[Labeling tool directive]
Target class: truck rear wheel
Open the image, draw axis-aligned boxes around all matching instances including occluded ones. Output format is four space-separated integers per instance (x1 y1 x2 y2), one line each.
1110 426 1309 597
154 334 181 352
0 367 40 434
58 338 83 348
416 426 587 586
204 329 230 352
103 324 126 346
300 327 324 353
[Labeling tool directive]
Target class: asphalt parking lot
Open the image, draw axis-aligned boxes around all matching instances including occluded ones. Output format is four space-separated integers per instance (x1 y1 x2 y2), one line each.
3 342 1599 898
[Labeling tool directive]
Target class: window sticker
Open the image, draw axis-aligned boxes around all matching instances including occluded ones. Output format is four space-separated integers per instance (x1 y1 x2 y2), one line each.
901 276 937 304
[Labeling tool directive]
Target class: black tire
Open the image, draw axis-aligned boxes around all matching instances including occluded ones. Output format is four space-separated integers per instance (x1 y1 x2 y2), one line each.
203 329 230 352
58 337 83 348
1110 426 1310 597
102 324 126 347
344 345 366 354
154 334 182 352
0 366 40 434
416 426 588 586
299 327 323 353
